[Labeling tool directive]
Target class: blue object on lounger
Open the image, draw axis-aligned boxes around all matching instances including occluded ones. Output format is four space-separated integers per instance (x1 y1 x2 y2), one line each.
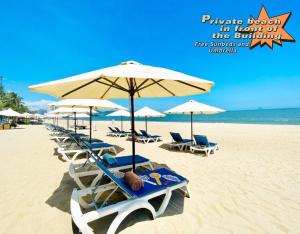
122 168 187 197
103 153 117 166
194 135 218 147
170 132 191 143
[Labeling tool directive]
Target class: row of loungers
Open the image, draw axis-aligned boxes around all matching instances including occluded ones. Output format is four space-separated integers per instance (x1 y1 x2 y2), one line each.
44 123 190 234
53 131 117 162
167 132 219 156
107 127 162 143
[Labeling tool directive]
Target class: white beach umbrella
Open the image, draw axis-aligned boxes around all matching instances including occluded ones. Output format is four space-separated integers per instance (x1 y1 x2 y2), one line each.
69 113 90 118
69 113 89 126
33 113 44 118
20 112 33 118
29 60 214 171
134 106 165 132
49 99 126 110
45 112 68 125
49 107 94 133
49 99 126 142
0 108 21 117
106 109 130 131
165 100 225 141
33 113 45 119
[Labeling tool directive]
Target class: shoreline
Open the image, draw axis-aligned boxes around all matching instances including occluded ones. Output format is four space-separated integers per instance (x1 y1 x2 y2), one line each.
74 120 300 127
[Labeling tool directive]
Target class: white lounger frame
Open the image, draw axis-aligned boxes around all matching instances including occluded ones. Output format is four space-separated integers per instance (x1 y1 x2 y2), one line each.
57 146 117 162
107 131 130 137
165 141 191 151
71 180 191 234
69 158 154 189
190 144 219 156
127 135 161 144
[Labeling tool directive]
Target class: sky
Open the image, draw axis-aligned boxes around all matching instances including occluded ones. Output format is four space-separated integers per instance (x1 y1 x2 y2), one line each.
0 0 299 111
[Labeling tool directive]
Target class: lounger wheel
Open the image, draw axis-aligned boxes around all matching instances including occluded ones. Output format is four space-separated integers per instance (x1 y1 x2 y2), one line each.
72 218 80 234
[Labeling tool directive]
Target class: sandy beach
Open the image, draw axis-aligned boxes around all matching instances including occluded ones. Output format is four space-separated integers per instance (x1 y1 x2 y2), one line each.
0 121 300 234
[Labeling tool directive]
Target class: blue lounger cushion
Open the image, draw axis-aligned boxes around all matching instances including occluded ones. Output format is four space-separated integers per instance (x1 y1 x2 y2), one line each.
140 130 161 138
107 155 149 168
170 132 191 143
69 133 87 137
122 168 188 197
82 139 103 144
86 143 113 149
194 135 217 147
94 156 187 198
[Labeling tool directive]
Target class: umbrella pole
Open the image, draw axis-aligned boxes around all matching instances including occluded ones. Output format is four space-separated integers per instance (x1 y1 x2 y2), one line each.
121 115 123 131
74 112 77 136
191 112 193 143
145 116 147 132
130 91 136 172
89 106 92 143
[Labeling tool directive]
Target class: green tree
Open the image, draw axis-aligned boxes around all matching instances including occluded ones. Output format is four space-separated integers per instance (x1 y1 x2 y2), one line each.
0 85 30 113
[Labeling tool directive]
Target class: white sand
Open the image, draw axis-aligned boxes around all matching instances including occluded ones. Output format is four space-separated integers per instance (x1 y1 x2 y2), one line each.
0 121 300 234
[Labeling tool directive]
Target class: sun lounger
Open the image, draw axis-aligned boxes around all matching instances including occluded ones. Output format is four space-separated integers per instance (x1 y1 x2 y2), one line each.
139 130 162 143
115 127 131 137
54 133 88 143
71 156 190 234
166 132 192 151
58 143 117 162
48 126 67 136
69 154 153 189
127 130 146 142
57 138 103 150
190 135 219 156
107 127 118 137
77 125 87 130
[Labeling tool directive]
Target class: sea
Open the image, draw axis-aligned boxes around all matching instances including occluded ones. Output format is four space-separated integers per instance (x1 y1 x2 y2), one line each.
89 108 300 125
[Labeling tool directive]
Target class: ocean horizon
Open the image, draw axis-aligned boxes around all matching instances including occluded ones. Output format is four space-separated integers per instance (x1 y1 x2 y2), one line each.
82 107 300 125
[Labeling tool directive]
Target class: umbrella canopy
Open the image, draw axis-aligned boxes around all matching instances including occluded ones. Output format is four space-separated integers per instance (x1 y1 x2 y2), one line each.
0 108 21 117
106 109 130 131
29 61 214 171
34 113 44 118
49 99 126 110
165 100 225 114
68 113 90 118
45 112 68 118
107 109 130 117
134 107 165 132
165 100 225 141
49 107 95 133
49 107 94 115
29 61 213 98
49 99 125 142
20 112 33 118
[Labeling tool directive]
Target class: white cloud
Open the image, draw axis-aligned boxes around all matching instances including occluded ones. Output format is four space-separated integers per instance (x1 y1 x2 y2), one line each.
24 99 54 111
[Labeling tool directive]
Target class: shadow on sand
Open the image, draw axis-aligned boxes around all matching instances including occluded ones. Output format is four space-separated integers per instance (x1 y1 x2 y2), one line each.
159 143 208 157
46 161 186 234
46 172 76 214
